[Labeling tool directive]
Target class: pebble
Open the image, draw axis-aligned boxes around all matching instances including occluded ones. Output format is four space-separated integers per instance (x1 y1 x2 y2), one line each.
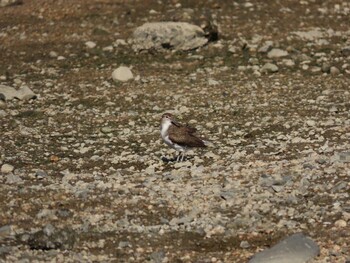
341 46 350 57
85 41 97 49
112 66 134 82
306 120 316 127
321 63 331 73
261 63 279 73
334 219 347 228
6 174 23 184
258 41 273 53
267 48 288 58
330 66 340 75
240 240 251 249
0 225 12 238
49 51 58 58
35 169 48 179
1 164 14 173
101 127 115 133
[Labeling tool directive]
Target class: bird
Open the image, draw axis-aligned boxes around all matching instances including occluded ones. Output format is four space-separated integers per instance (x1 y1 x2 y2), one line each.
160 112 207 162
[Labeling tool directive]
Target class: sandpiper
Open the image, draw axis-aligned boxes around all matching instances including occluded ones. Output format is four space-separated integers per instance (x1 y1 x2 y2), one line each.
160 113 207 161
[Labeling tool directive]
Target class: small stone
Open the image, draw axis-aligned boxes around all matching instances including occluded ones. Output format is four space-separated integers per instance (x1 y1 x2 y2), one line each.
267 48 288 58
85 41 97 49
149 9 157 14
16 86 37 100
102 46 113 52
271 185 284 192
112 66 134 82
321 63 331 73
341 46 350 57
36 169 48 179
0 225 12 238
330 66 340 75
1 164 14 173
261 63 278 73
6 174 23 184
337 152 350 163
334 219 347 228
43 224 56 236
101 127 114 133
118 241 131 248
49 51 58 58
258 41 273 53
306 120 316 127
240 240 250 249
150 250 166 263
208 78 219 86
283 59 295 67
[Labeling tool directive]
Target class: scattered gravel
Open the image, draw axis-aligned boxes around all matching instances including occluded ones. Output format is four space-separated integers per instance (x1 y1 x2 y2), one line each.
0 0 349 262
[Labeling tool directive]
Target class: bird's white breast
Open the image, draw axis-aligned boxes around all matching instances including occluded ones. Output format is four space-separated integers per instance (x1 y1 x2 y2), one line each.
160 120 171 139
160 120 185 151
160 120 173 146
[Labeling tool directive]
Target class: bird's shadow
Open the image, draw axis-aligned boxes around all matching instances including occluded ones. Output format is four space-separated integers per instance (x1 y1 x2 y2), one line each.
161 156 194 163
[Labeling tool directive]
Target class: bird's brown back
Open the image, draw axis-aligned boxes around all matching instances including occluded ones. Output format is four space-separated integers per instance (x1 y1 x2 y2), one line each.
168 123 206 147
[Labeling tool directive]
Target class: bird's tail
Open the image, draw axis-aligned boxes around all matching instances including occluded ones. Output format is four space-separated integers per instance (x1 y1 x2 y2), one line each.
203 140 214 147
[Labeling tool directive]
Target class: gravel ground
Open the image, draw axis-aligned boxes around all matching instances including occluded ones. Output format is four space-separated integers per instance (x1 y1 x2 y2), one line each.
0 0 350 262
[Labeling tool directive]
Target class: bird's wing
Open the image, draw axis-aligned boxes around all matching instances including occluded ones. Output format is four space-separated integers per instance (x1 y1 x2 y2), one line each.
168 126 206 147
171 120 197 134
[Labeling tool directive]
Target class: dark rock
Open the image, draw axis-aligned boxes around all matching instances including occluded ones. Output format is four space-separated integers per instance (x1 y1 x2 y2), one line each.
35 169 48 179
341 46 350 57
27 225 76 250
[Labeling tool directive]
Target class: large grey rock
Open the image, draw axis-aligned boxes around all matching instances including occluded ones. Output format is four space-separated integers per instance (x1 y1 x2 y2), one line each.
0 85 37 101
132 22 208 51
249 233 319 263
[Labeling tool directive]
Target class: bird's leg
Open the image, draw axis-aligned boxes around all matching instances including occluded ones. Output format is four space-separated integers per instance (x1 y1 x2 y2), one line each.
175 152 181 162
181 151 185 162
179 152 183 162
